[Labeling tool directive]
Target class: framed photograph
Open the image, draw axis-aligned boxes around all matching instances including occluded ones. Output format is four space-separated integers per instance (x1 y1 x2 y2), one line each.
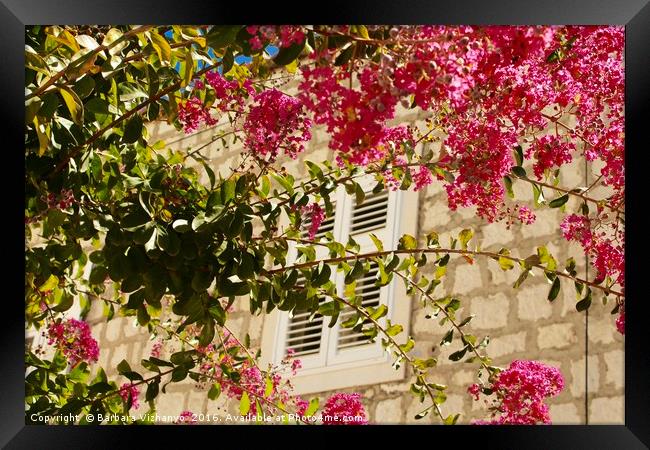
8 0 649 447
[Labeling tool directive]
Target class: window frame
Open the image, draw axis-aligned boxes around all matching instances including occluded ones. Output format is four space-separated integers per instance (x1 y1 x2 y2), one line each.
260 176 419 395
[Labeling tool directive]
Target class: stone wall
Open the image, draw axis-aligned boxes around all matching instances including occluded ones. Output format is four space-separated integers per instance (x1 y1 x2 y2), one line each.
84 106 624 425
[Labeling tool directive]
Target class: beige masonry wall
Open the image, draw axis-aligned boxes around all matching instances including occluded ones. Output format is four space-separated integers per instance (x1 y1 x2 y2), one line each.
84 105 624 425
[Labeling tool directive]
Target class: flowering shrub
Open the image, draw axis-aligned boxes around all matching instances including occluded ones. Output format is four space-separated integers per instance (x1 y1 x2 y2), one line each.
46 319 99 366
24 24 623 426
469 360 565 425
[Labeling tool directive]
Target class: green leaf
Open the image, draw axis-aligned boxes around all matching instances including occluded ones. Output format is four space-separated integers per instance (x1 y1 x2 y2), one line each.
258 175 270 198
513 269 530 289
208 383 221 400
511 166 527 178
222 179 236 203
198 320 215 347
548 277 561 302
191 270 213 292
440 329 454 346
549 194 569 208
58 86 84 125
239 391 251 415
444 413 460 425
513 145 524 167
145 381 159 402
172 219 191 233
182 50 194 87
523 254 541 269
123 115 143 144
264 376 274 398
117 359 132 375
150 32 171 63
311 263 332 287
459 229 473 250
398 234 417 250
503 176 515 199
271 172 294 195
334 44 354 66
274 40 305 66
355 184 366 206
89 265 108 285
221 48 234 74
38 274 59 292
206 26 242 49
448 346 468 361
576 288 592 312
369 304 388 320
385 323 403 336
344 259 365 285
565 257 577 276
305 398 319 416
532 183 546 206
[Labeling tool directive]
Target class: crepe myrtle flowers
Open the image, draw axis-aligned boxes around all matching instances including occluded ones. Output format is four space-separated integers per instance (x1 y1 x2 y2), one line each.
24 25 625 427
468 360 564 425
47 319 99 366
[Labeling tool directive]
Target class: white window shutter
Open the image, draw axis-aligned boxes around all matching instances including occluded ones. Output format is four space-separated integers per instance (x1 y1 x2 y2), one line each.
274 189 346 369
327 177 400 365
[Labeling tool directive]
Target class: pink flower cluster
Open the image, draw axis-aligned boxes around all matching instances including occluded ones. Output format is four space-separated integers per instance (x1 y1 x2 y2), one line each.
243 89 312 161
119 382 141 410
322 393 368 425
44 189 75 210
47 318 99 366
442 119 517 221
178 97 217 133
175 410 198 424
528 135 575 179
197 332 305 416
469 360 564 425
560 214 624 287
616 305 625 335
299 66 405 167
301 203 325 240
150 340 163 358
246 26 305 50
297 25 623 238
518 206 536 225
204 71 254 111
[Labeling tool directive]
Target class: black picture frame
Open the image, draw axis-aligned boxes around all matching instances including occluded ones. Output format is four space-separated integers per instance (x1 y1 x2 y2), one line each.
6 1 649 447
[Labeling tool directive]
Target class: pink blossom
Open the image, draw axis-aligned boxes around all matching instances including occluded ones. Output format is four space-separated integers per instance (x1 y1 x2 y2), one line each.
468 383 481 401
47 318 99 366
246 25 305 50
616 306 625 335
294 397 309 416
119 383 140 410
150 340 163 358
518 206 536 225
301 203 325 240
528 135 575 179
560 214 593 246
470 360 564 425
322 393 368 425
243 89 312 161
178 97 217 133
175 410 198 424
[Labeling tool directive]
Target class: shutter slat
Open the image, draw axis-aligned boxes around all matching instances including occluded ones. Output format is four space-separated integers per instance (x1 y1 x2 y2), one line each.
337 259 384 351
350 192 389 235
283 270 328 357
